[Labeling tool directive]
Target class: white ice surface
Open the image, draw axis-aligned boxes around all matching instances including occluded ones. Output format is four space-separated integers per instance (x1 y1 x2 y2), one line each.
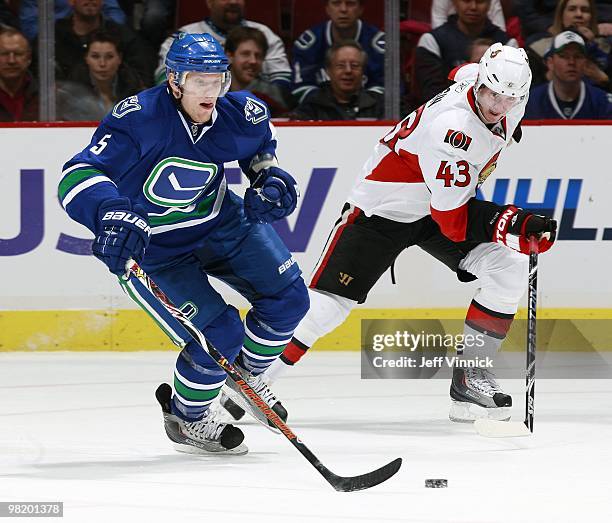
1 351 611 523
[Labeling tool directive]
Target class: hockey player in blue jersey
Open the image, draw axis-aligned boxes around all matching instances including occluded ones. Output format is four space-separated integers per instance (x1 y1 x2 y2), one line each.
58 33 309 455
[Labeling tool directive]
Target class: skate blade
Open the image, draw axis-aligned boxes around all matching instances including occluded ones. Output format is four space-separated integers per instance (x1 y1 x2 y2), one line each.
221 386 280 434
173 442 249 456
449 400 511 423
474 419 531 438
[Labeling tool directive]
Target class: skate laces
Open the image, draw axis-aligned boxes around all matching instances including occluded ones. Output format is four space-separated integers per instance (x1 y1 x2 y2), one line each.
183 406 226 441
245 372 277 406
466 368 502 396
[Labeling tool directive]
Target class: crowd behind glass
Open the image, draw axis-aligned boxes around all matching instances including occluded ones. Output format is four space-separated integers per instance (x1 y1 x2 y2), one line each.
1 0 611 122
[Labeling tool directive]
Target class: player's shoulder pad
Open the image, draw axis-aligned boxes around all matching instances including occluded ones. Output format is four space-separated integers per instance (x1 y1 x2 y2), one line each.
102 85 168 134
223 91 270 128
108 85 165 123
294 22 324 51
448 62 478 83
428 108 488 161
111 95 143 120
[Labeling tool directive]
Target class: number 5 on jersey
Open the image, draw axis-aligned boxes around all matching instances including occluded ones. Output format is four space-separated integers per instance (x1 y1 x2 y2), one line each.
90 134 112 155
436 160 471 188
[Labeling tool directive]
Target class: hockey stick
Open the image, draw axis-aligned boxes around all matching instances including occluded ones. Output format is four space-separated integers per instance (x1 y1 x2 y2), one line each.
121 260 402 491
474 236 538 438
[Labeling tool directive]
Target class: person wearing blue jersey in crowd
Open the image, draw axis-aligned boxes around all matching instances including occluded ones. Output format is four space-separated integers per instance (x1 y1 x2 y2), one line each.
57 32 309 455
291 0 385 103
525 30 612 119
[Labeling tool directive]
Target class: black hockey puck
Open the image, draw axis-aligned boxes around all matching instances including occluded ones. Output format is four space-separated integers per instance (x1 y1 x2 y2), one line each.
425 479 448 488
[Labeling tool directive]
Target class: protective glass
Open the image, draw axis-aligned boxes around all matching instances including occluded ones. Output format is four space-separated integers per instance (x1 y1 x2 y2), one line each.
477 86 522 115
179 71 232 98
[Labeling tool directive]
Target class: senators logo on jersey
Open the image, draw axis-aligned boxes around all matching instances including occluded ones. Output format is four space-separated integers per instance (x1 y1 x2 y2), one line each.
444 129 472 151
478 151 501 185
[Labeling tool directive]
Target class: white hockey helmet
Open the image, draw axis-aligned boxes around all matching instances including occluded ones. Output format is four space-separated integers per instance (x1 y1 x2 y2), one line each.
475 43 532 99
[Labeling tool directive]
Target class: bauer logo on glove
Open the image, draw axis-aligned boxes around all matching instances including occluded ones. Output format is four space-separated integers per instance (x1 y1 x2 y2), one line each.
92 197 151 275
101 210 151 235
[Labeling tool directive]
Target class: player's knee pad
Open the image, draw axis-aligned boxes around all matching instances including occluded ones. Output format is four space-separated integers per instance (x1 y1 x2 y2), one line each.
476 253 528 314
251 277 310 333
295 289 355 346
198 304 244 363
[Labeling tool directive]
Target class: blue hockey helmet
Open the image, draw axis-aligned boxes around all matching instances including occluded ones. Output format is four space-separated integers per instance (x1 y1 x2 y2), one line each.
165 33 232 97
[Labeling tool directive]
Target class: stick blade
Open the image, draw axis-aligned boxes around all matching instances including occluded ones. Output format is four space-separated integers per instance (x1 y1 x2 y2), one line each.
325 457 402 492
474 419 531 438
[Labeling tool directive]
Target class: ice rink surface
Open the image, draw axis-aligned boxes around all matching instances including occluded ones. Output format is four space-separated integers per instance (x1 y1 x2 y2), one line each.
1 351 611 523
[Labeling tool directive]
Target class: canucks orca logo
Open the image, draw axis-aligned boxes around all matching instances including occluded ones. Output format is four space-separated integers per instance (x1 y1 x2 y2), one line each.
244 97 268 124
112 96 142 119
372 31 385 54
143 157 218 207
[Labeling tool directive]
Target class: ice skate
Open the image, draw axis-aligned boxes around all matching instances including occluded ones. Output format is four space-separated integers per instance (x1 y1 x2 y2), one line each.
221 354 294 422
155 383 248 455
220 366 288 432
449 367 512 423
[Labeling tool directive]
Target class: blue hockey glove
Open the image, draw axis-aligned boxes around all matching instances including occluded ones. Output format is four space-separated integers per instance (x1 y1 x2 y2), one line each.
244 167 299 223
92 197 151 275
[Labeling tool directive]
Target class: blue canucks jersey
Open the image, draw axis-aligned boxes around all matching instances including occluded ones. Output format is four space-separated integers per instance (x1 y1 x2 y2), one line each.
58 85 277 262
291 19 385 103
525 80 612 120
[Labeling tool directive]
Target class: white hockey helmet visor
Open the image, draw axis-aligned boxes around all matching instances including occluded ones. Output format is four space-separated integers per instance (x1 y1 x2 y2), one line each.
178 71 232 98
477 86 522 115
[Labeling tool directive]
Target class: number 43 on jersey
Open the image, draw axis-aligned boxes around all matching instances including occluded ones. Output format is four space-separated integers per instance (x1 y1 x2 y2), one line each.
436 160 471 188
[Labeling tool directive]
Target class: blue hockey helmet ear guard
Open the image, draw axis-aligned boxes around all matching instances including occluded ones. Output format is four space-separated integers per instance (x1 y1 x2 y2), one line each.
165 32 232 97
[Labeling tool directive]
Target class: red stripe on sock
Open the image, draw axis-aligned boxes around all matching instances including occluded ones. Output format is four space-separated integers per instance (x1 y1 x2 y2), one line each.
466 302 514 337
282 341 309 365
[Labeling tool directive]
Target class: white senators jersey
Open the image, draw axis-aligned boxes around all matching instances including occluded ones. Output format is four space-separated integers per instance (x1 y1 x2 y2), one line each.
347 63 527 242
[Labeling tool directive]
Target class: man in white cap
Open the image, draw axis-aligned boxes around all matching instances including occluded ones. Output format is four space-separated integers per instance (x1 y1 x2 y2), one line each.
526 30 612 119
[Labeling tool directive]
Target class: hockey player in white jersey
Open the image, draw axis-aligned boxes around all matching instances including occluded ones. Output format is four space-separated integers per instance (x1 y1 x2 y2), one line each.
224 43 557 423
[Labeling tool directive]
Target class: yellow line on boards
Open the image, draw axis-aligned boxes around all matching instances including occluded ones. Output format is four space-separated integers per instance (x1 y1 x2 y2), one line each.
0 308 611 351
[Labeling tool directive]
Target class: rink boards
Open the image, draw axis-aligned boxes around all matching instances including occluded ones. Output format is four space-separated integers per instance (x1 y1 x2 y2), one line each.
0 121 611 350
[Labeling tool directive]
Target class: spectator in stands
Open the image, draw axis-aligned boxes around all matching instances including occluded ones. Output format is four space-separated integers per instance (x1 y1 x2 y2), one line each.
526 0 612 90
291 0 384 103
156 0 291 86
432 0 505 30
525 30 612 119
43 0 154 86
1 1 19 29
515 0 559 40
56 31 143 120
0 27 38 121
19 0 125 41
469 36 494 62
415 0 516 103
290 41 383 120
225 26 294 118
516 0 612 41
